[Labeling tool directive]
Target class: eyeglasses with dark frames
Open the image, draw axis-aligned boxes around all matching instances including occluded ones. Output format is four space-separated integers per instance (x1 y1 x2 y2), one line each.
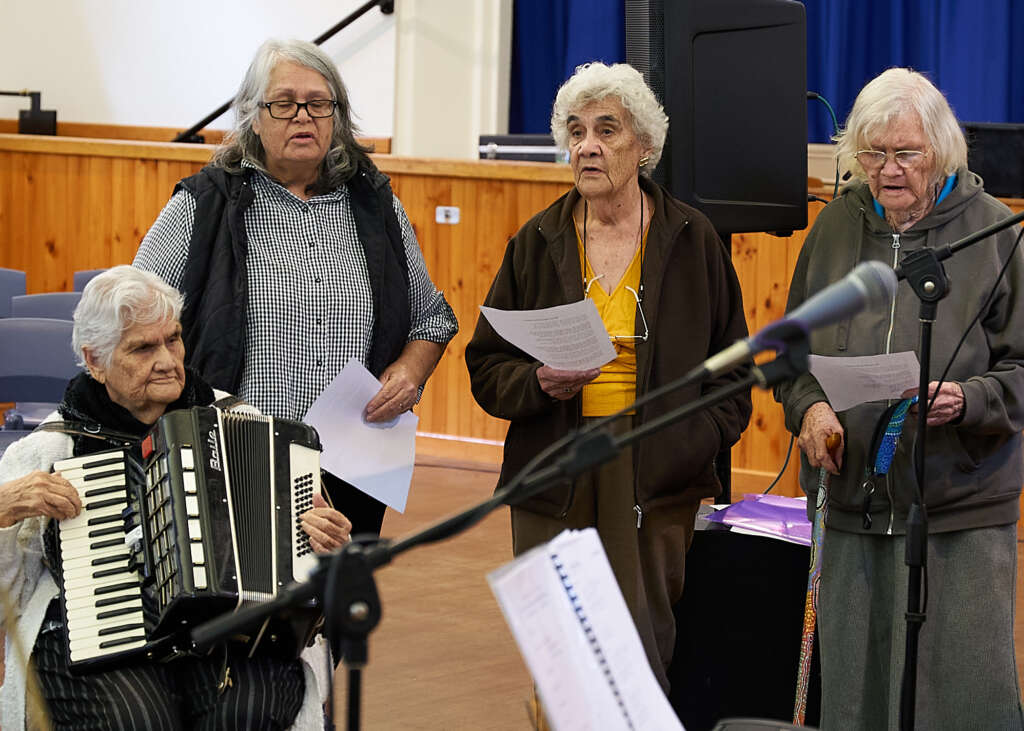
262 99 337 119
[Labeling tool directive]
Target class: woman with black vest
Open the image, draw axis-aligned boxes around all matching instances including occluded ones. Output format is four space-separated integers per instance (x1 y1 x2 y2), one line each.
135 38 458 537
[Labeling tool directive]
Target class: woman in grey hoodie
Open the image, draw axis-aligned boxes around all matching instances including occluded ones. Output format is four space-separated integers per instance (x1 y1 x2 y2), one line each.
776 68 1024 730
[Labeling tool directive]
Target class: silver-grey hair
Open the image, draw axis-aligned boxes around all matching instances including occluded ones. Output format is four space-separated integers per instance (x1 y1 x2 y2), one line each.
550 62 669 175
835 67 968 185
73 266 184 370
211 38 372 192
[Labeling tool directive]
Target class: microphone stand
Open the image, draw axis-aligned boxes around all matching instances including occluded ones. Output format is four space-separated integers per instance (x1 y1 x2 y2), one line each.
189 327 811 731
893 209 1024 731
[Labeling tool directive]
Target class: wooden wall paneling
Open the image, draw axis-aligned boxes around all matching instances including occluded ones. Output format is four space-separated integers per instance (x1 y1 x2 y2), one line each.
30 151 59 290
0 152 9 261
728 213 821 498
0 135 212 292
86 155 115 290
391 172 454 439
386 168 572 462
130 157 157 261
43 152 73 291
7 152 32 276
730 229 800 498
72 154 96 289
116 157 140 265
133 158 162 263
467 179 510 444
6 134 1023 505
442 176 481 442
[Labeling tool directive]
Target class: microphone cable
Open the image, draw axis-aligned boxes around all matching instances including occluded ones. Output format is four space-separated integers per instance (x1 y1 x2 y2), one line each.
762 432 796 495
924 224 1024 423
806 91 841 200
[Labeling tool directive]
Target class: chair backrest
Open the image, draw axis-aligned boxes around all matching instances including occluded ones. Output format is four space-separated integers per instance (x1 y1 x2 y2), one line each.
10 292 83 320
0 268 27 318
0 318 80 402
73 268 108 292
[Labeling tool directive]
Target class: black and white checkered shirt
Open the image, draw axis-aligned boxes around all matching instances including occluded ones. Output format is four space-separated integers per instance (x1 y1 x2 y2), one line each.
134 163 458 421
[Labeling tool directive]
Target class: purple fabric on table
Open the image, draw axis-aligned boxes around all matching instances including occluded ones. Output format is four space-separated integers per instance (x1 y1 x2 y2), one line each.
702 494 812 546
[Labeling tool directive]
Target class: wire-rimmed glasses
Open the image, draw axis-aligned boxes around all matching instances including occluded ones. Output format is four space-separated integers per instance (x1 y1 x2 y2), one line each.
854 148 930 171
585 276 649 343
262 99 337 119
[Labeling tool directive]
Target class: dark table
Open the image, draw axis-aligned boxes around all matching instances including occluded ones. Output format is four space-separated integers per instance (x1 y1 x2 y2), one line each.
668 523 822 730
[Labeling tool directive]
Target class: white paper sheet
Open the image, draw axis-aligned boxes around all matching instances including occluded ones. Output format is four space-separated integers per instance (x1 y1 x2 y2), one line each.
809 351 921 412
488 529 684 731
303 358 417 513
479 300 617 371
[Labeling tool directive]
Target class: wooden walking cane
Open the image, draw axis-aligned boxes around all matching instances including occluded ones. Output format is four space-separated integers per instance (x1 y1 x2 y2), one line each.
793 432 841 726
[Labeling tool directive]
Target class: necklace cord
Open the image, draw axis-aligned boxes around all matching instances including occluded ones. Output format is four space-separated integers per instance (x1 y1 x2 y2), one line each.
581 184 646 300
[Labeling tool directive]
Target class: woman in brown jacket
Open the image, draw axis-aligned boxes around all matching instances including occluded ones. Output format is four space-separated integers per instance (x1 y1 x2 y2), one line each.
466 62 751 698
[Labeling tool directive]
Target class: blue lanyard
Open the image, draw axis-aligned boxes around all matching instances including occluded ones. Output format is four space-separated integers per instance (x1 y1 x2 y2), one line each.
873 396 918 476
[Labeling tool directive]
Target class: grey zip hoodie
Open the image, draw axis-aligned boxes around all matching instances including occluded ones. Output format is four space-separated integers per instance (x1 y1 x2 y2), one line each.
775 168 1024 535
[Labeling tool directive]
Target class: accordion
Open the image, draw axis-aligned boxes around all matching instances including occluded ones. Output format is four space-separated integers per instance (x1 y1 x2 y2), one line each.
55 406 323 672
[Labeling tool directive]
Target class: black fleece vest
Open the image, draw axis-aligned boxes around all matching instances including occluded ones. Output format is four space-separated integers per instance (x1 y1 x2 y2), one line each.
175 164 410 393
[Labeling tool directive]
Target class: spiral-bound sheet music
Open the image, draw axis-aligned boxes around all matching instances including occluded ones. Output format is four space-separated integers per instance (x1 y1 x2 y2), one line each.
488 528 683 731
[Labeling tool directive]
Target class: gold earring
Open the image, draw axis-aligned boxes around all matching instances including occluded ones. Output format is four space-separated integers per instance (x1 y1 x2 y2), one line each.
639 155 650 167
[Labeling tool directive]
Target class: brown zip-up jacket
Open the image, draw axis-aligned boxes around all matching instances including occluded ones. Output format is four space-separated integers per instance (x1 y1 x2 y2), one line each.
465 176 752 517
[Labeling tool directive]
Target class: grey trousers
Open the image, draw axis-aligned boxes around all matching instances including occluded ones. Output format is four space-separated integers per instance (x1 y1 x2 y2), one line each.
818 524 1024 731
510 415 700 693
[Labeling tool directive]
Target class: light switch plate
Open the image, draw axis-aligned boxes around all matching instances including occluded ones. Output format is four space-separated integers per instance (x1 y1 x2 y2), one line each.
435 206 460 224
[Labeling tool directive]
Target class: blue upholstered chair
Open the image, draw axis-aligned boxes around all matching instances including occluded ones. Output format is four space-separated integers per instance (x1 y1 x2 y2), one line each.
10 292 83 320
73 268 108 292
0 318 80 441
0 268 27 318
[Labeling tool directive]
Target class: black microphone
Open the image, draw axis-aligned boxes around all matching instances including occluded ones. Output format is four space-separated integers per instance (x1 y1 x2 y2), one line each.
692 260 899 380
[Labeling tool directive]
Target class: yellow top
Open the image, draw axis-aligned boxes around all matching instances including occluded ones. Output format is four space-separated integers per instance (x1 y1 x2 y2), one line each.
578 225 649 417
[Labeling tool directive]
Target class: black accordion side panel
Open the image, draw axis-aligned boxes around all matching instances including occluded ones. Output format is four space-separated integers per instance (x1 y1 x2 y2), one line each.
143 408 237 639
188 408 242 599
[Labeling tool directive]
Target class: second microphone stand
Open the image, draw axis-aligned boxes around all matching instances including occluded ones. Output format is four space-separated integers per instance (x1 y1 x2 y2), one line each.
893 208 1024 730
894 246 947 731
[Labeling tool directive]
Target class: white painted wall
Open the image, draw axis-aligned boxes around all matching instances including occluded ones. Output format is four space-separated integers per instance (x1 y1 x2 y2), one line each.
0 0 397 136
393 0 511 159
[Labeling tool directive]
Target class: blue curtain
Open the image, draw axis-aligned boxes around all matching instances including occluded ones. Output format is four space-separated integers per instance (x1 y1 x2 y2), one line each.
509 0 625 134
805 0 1024 143
510 1 1024 143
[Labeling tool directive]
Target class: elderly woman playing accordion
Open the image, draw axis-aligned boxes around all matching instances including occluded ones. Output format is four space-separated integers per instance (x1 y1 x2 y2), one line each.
0 266 350 731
